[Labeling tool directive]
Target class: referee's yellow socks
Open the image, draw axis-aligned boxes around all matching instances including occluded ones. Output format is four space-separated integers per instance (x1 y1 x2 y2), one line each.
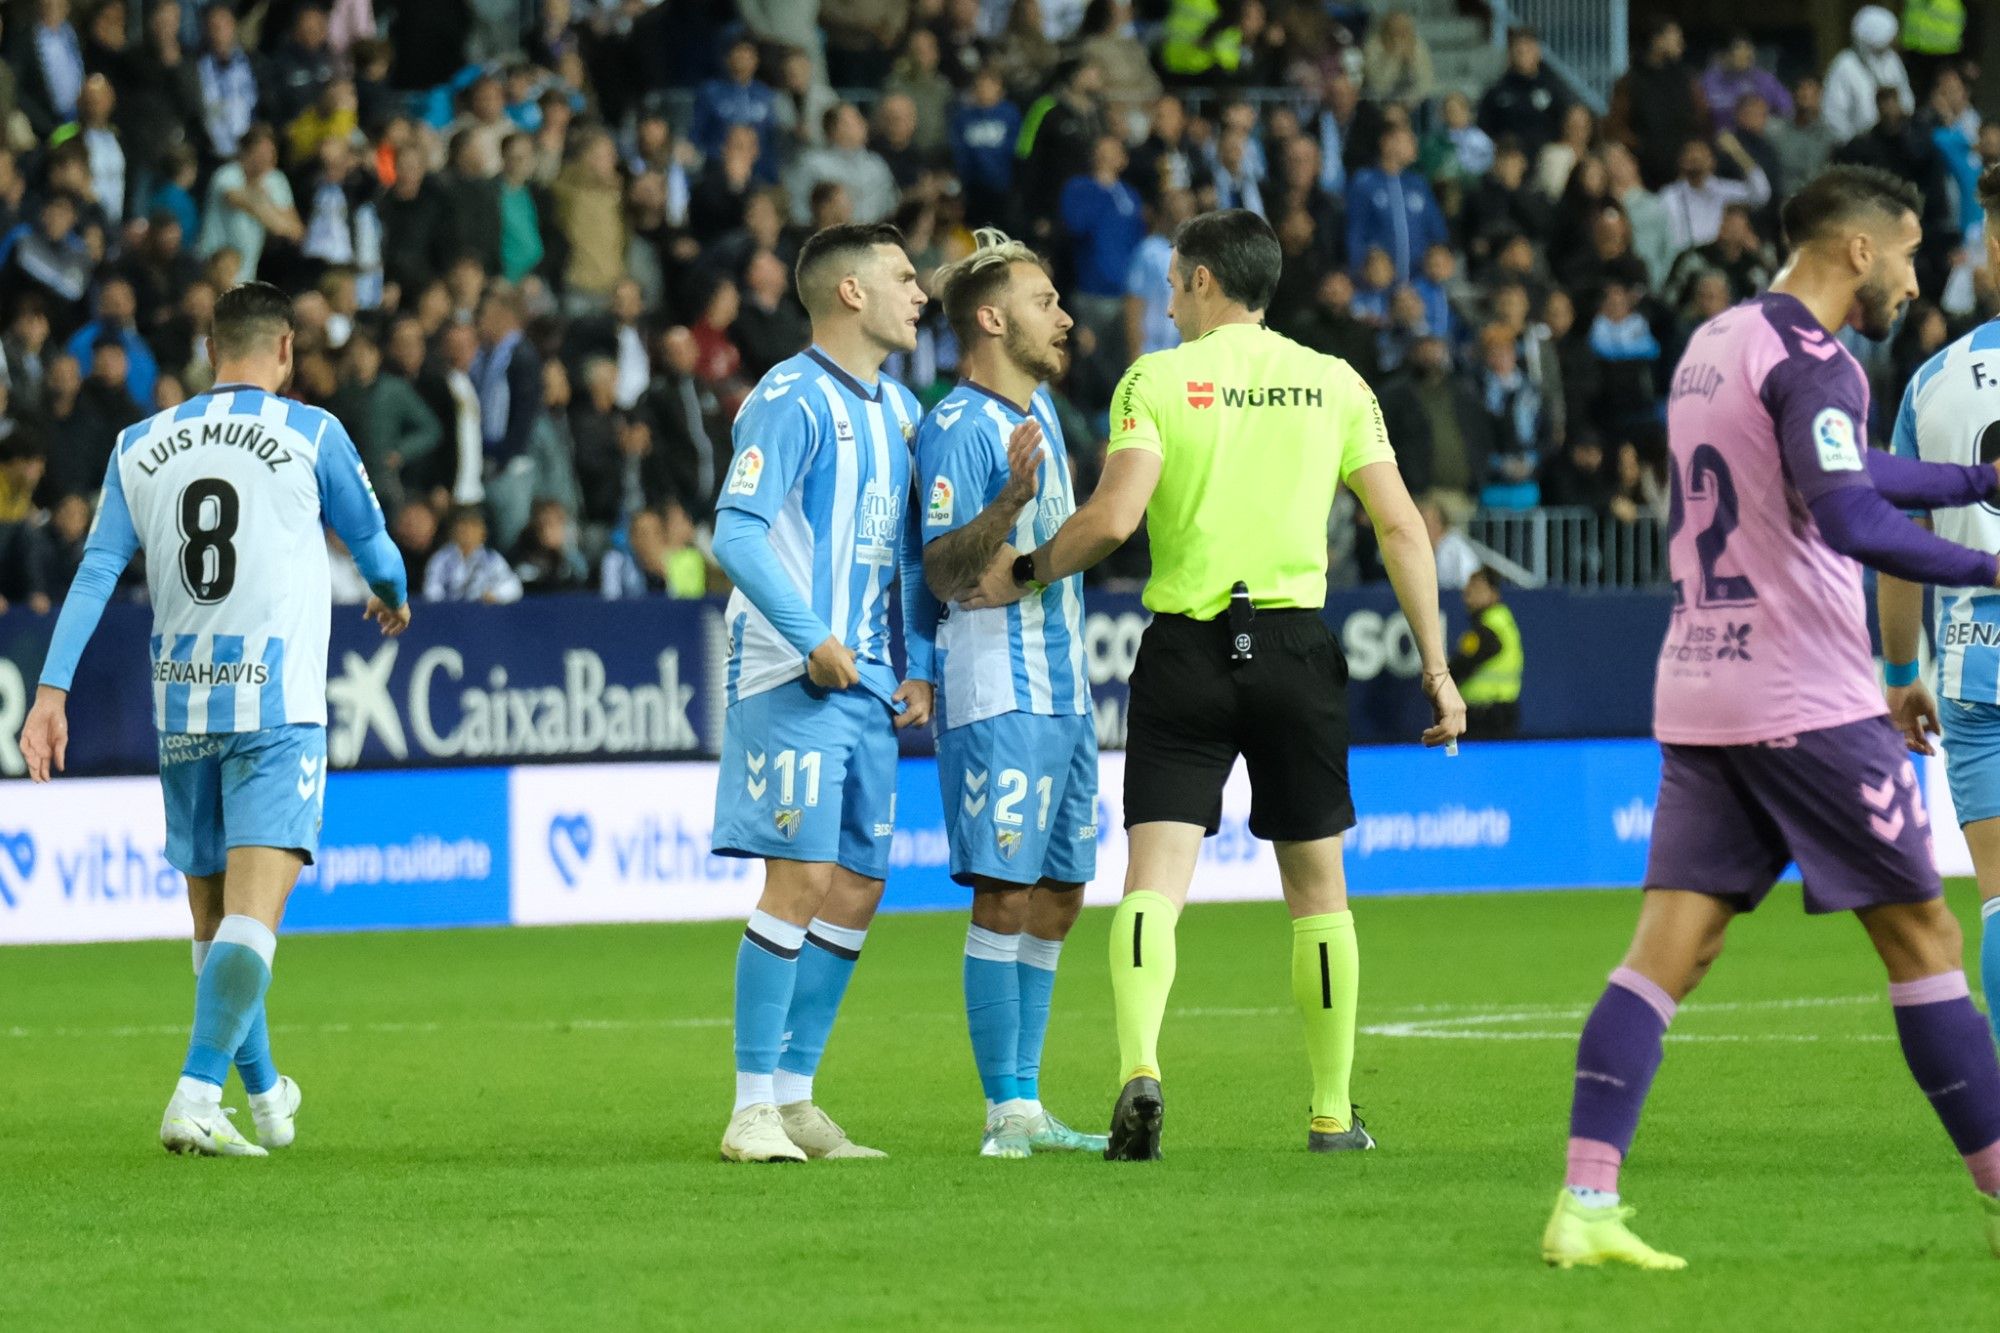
1292 911 1358 1128
1110 891 1178 1083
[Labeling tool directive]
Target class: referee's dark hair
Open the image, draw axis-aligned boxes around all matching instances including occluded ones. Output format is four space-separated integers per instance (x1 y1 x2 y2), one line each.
1780 165 1923 250
795 221 907 318
1171 209 1282 314
210 281 296 361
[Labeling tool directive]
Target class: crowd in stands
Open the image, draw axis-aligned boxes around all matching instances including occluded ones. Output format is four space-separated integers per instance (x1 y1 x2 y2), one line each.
0 0 1994 613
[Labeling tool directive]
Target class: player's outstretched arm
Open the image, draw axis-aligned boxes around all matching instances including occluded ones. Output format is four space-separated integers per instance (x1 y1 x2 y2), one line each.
1348 459 1467 748
1862 448 2000 511
921 418 1043 602
1877 554 1939 756
1808 485 2000 589
24 460 144 781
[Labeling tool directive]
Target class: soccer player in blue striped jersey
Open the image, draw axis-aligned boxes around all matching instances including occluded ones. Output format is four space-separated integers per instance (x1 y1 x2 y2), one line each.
1881 165 2000 1082
16 283 410 1157
711 223 937 1164
916 229 1108 1158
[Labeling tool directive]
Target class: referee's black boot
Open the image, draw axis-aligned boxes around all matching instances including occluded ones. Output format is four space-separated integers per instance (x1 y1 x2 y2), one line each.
1104 1076 1164 1161
1307 1105 1377 1153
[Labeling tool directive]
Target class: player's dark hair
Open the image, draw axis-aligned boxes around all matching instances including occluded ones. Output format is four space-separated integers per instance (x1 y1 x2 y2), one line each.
794 221 907 318
210 281 296 361
1979 165 2000 226
1172 208 1282 313
1780 165 1924 250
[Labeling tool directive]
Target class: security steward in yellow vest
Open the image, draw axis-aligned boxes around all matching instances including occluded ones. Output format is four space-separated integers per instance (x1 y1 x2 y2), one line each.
1451 566 1523 739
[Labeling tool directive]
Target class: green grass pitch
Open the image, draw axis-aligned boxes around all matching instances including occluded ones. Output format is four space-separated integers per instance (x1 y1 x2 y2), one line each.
5 883 1997 1330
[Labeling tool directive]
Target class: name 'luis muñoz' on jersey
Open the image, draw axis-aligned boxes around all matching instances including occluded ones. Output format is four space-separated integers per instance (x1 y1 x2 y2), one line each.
100 384 393 733
718 348 922 705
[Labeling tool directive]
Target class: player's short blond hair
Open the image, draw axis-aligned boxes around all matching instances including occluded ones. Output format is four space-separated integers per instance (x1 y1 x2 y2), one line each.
933 227 1048 346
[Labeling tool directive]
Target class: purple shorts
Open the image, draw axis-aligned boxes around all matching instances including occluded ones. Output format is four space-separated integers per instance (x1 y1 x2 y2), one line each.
1645 715 1941 915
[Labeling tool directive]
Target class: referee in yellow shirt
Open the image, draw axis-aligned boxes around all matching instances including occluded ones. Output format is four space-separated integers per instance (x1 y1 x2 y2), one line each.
964 209 1466 1159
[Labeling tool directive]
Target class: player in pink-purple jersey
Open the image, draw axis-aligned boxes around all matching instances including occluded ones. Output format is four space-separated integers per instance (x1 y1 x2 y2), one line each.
1542 167 2000 1270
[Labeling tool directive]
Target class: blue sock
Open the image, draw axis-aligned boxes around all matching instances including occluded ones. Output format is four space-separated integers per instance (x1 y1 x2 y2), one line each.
181 916 275 1088
194 939 278 1095
775 919 866 1103
1016 934 1064 1104
734 911 805 1108
965 925 1022 1105
1983 899 2000 1047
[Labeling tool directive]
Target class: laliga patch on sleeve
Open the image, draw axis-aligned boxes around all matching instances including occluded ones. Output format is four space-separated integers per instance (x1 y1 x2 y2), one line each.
1812 408 1863 473
726 446 765 496
926 476 953 527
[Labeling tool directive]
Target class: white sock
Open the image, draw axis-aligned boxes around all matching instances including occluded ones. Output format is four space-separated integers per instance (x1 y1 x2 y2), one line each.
1567 1185 1619 1209
176 1076 222 1108
191 939 211 976
734 1072 775 1112
1019 1098 1043 1118
773 1070 813 1106
1017 934 1064 971
988 1097 1034 1124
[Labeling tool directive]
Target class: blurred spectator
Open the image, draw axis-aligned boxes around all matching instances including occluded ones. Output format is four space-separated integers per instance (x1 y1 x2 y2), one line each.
391 498 439 590
573 354 648 525
601 504 705 598
5 297 51 416
1548 153 1614 261
994 0 1060 98
295 135 375 285
951 66 1021 225
18 488 92 613
785 103 898 226
1700 33 1792 132
884 29 952 154
1 193 93 331
68 73 124 224
1823 6 1912 143
448 74 514 172
1540 432 1616 513
1534 104 1595 203
1265 206 1327 333
1768 77 1838 198
1125 186 1190 361
1477 323 1544 508
1835 88 1956 291
688 275 747 412
692 35 781 182
1060 133 1144 367
269 5 336 127
821 0 913 88
424 504 523 603
772 47 839 157
1305 69 1360 197
1378 333 1490 506
65 275 155 408
564 276 651 408
472 284 542 544
1075 0 1160 127
1421 497 1481 591
440 130 504 277
1659 137 1769 255
1603 144 1671 288
510 496 590 594
1461 138 1550 272
734 248 810 379
1278 270 1378 382
195 5 260 161
1923 68 1983 248
1126 93 1208 211
330 331 440 516
1478 27 1568 161
1346 124 1444 286
498 131 557 284
692 123 764 239
200 126 304 286
1019 58 1106 231
873 93 930 192
1420 91 1496 213
1587 281 1662 443
1608 18 1705 190
1208 123 1263 216
36 344 135 505
16 0 85 140
1609 442 1669 525
553 129 629 314
1664 204 1774 310
148 275 213 387
1363 12 1434 109
641 326 721 518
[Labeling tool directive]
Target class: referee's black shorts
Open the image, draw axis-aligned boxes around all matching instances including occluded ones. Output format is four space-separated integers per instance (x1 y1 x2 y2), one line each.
1124 608 1355 842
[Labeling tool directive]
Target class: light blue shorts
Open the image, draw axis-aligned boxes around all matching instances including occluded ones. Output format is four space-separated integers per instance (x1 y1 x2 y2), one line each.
158 725 328 877
712 679 900 880
1942 698 2000 826
935 711 1099 888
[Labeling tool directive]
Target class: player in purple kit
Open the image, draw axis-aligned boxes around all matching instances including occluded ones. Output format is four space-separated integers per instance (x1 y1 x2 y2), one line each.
1541 167 2000 1269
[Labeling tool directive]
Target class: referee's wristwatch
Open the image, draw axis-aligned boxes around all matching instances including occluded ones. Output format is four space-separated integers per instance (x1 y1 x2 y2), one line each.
1011 552 1046 594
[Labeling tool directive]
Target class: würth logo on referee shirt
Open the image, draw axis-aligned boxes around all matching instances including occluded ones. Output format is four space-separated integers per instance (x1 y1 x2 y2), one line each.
1185 382 1324 409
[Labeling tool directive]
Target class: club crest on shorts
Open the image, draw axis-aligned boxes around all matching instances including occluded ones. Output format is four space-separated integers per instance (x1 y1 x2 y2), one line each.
774 808 802 840
996 828 1022 860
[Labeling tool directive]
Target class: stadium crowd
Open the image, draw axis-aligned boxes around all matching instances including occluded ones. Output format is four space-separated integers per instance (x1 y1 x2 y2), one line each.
0 0 1992 614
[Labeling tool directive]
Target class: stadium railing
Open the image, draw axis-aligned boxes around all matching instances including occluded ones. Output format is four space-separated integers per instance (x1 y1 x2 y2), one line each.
1485 0 1629 115
1467 505 1666 589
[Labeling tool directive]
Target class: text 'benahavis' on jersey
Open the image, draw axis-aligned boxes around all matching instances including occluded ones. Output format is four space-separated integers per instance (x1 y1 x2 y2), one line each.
916 381 1089 729
718 348 922 708
1654 292 1890 746
98 383 392 732
1894 320 2000 701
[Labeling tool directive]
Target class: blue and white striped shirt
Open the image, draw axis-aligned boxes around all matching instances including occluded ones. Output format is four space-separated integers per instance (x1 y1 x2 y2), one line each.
718 347 922 706
1893 318 2000 702
916 382 1088 730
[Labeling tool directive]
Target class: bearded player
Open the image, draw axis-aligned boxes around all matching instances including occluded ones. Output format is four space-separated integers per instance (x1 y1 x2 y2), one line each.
1542 166 2000 1268
913 229 1109 1158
